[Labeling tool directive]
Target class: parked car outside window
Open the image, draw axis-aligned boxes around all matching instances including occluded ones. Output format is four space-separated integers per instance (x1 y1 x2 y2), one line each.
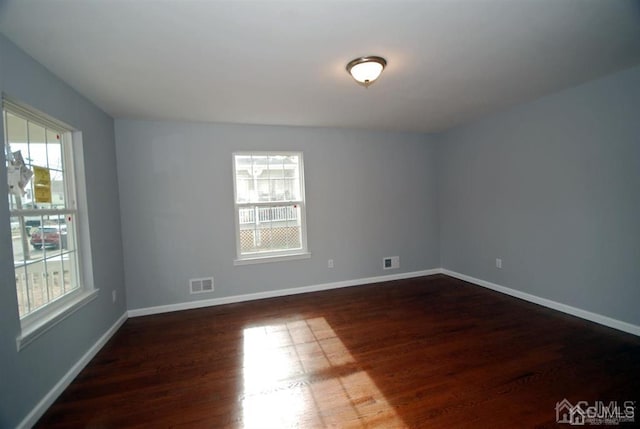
30 225 67 250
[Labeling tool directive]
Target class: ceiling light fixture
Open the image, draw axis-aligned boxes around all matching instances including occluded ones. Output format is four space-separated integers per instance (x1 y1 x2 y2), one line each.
346 56 387 88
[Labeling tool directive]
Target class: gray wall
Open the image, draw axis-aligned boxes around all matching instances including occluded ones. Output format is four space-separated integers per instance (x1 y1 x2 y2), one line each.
115 120 440 310
437 65 640 326
2 24 639 428
0 35 126 427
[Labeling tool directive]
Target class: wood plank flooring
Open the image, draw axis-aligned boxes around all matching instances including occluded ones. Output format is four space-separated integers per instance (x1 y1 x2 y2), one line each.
36 275 640 428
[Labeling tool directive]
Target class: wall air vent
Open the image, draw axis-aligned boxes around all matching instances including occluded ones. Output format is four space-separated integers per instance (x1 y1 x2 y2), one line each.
190 277 214 294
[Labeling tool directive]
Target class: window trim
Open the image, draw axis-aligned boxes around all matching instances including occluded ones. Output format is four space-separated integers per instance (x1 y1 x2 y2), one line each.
17 289 98 350
233 251 311 266
3 95 95 350
232 151 309 264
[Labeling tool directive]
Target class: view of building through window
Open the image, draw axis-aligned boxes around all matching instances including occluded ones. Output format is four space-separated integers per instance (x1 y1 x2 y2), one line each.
4 105 81 318
233 153 307 259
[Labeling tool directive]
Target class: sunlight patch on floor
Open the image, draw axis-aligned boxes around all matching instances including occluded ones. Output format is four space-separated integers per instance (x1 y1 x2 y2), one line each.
242 317 407 428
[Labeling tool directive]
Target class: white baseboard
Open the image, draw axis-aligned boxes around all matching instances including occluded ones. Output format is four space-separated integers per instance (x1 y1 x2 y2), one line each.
442 269 640 337
129 268 640 337
128 268 442 318
18 312 128 429
17 268 639 428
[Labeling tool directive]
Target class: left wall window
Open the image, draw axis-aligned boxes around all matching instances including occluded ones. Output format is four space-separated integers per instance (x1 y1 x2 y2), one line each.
4 98 94 347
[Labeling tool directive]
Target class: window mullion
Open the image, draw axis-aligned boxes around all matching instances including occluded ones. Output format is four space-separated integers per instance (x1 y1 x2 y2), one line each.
59 239 66 296
22 261 31 315
43 252 50 305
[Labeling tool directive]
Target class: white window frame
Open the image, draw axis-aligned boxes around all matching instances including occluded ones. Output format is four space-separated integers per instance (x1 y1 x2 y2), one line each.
3 96 97 350
232 151 310 265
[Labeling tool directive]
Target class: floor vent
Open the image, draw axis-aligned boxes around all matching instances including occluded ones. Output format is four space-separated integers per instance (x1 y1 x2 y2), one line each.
190 277 214 294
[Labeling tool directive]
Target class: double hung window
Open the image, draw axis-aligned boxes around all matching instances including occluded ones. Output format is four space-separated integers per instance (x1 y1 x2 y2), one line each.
233 152 308 263
4 98 92 346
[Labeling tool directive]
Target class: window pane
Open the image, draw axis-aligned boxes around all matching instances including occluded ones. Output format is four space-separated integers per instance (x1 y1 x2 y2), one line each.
236 155 275 203
285 179 299 201
63 214 77 254
47 267 65 301
238 204 302 254
26 259 48 313
6 112 27 144
251 155 268 170
10 215 25 263
51 174 66 209
236 178 252 203
256 178 271 202
235 154 253 171
284 156 301 200
47 130 66 209
27 122 48 166
15 266 30 317
268 155 284 179
47 130 62 168
270 179 283 202
62 250 79 294
6 113 27 212
234 155 252 200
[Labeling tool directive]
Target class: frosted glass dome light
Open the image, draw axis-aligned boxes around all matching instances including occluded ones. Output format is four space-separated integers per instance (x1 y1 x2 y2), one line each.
346 56 387 88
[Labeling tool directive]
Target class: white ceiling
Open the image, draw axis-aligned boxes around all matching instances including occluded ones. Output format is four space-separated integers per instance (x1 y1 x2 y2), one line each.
1 0 639 133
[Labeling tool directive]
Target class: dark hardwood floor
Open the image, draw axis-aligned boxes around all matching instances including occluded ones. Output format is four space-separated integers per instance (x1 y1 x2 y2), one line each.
36 275 639 428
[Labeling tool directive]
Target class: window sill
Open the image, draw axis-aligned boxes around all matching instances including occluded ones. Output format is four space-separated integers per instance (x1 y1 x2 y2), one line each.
17 289 99 351
234 252 311 266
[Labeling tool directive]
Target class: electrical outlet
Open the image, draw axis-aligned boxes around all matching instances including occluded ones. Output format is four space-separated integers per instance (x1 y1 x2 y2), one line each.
496 258 502 269
383 256 400 270
328 259 334 268
112 290 117 303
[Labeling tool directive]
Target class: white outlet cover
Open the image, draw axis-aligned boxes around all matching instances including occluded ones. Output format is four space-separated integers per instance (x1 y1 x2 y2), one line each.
383 256 400 270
